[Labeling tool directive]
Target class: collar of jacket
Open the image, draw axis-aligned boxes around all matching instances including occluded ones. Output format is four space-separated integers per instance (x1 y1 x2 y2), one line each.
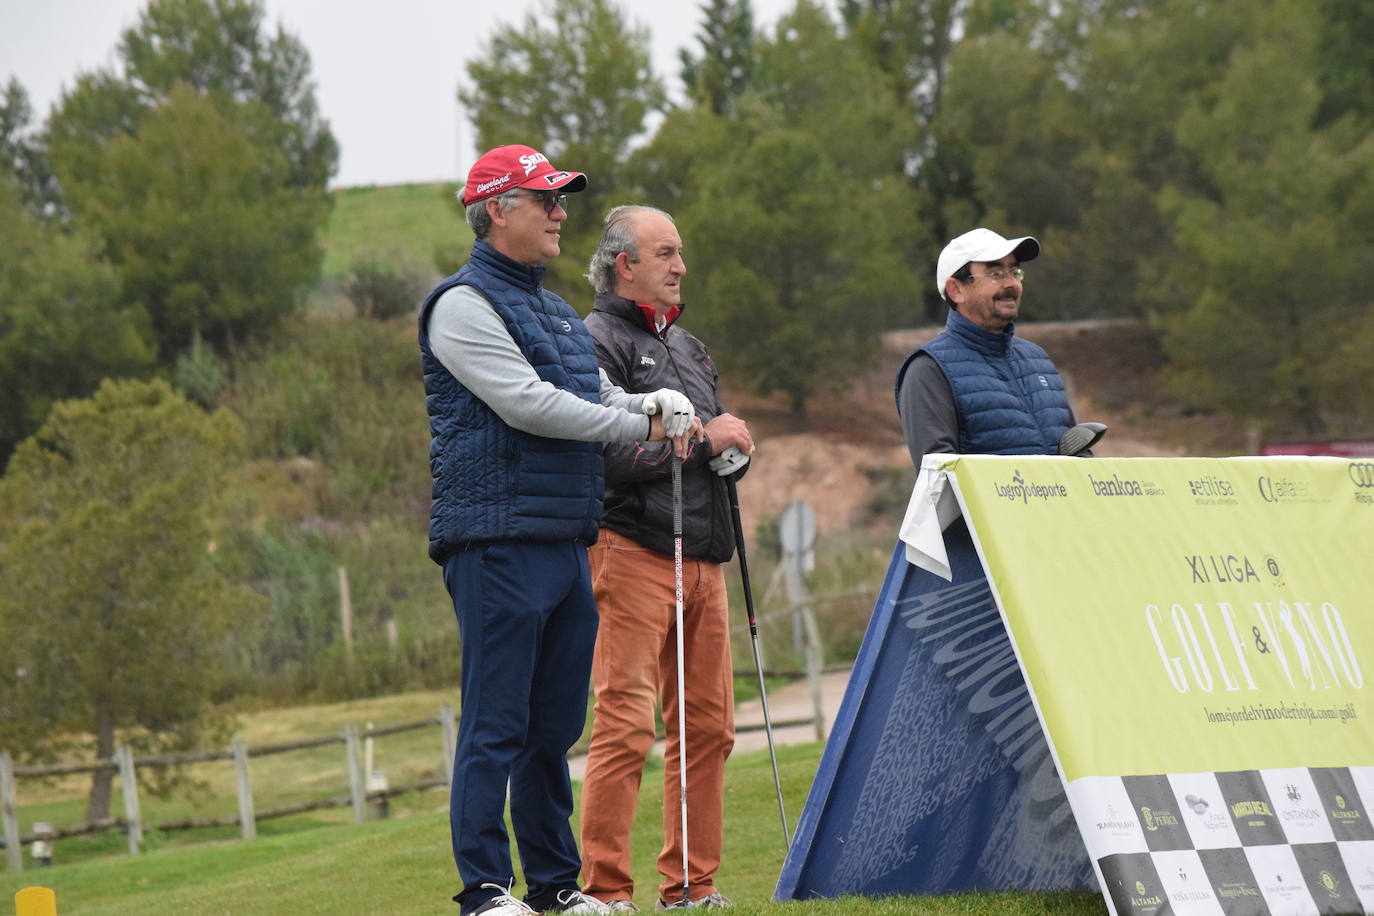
592 290 688 336
944 306 1017 357
469 238 545 292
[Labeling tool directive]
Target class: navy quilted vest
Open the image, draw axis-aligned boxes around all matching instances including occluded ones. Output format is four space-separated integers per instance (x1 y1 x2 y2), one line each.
418 240 604 564
895 309 1073 455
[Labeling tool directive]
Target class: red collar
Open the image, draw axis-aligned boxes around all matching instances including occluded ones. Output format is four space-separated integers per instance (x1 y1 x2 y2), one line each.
636 303 680 335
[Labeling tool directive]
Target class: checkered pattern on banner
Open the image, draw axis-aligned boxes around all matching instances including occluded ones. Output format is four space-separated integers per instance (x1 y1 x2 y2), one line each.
1070 766 1374 914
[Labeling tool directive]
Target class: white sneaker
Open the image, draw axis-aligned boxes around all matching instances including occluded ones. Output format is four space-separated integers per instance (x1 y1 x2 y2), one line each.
473 883 538 915
545 889 611 914
606 902 640 913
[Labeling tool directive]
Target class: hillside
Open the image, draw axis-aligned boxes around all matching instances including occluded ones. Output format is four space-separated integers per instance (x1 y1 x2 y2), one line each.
727 318 1247 541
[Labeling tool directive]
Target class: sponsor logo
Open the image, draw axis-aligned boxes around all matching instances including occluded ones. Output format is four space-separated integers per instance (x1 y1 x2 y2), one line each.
1216 883 1261 900
1037 374 1049 388
543 171 570 186
1185 794 1209 814
639 355 656 367
1351 463 1374 487
1140 805 1180 831
1322 870 1341 897
1257 474 1324 503
560 319 572 333
519 151 549 175
1188 474 1238 505
1231 800 1275 820
475 172 512 195
993 469 1068 504
1089 473 1164 496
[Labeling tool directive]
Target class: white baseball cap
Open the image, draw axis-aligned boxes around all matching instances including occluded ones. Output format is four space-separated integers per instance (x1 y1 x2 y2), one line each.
935 228 1040 300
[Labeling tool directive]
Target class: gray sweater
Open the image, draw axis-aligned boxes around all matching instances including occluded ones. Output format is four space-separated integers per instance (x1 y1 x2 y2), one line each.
427 284 651 443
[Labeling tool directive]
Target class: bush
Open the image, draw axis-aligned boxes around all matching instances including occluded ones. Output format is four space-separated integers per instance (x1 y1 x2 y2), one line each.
345 256 423 320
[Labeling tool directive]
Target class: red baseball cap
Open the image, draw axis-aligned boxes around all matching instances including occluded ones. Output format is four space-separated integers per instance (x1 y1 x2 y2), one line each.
461 144 588 206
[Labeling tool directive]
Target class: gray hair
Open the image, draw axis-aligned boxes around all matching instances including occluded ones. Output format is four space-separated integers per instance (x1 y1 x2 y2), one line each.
463 190 521 240
586 205 675 294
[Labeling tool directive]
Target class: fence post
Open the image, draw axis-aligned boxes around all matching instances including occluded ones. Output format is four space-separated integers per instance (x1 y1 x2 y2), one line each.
800 606 827 742
116 744 142 856
1 751 21 871
232 739 256 841
344 725 365 824
440 704 456 785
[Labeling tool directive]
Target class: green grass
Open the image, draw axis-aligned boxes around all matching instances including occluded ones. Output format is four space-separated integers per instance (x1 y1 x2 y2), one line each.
0 697 1106 914
321 183 471 284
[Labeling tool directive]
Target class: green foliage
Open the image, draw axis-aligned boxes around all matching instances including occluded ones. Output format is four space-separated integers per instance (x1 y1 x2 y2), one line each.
344 256 424 320
679 0 756 114
1151 0 1374 434
57 84 328 361
0 177 155 462
322 182 465 285
641 1 919 415
173 331 227 409
0 379 261 817
44 0 335 362
46 0 337 192
0 78 58 214
459 0 667 294
222 318 429 518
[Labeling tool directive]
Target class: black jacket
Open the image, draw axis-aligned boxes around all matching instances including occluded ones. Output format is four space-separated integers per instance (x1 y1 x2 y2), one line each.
584 292 744 563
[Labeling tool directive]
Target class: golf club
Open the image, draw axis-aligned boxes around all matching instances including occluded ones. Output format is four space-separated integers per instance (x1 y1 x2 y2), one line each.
725 470 791 850
672 455 691 906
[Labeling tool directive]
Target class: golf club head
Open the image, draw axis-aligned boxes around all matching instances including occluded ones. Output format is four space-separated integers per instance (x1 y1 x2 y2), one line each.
1058 421 1108 456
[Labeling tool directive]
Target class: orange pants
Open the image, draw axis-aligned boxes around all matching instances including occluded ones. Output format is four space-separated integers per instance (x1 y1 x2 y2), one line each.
580 528 735 904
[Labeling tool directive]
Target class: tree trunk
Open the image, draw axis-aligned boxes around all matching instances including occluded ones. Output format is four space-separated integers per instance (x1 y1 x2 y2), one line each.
86 703 116 822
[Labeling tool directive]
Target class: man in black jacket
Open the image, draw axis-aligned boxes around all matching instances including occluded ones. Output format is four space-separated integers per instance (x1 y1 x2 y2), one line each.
578 206 754 911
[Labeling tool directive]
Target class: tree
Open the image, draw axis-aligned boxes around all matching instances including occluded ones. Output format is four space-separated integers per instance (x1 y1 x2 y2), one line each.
0 79 59 215
45 0 336 360
679 0 756 115
0 177 155 461
0 379 259 820
1150 1 1374 435
654 1 918 418
458 0 666 296
46 0 337 192
60 85 329 361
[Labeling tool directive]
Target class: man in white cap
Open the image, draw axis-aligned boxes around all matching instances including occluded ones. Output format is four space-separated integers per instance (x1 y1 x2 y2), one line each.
419 144 699 916
895 227 1101 462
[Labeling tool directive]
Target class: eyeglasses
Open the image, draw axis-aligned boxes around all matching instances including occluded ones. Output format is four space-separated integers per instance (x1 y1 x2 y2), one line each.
513 190 568 215
965 267 1025 283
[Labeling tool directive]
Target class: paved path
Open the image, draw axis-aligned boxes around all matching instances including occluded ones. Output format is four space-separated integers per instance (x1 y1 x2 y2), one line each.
569 668 852 781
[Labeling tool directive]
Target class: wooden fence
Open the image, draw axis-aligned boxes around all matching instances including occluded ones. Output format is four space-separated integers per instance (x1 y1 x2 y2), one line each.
0 704 460 873
1 679 828 873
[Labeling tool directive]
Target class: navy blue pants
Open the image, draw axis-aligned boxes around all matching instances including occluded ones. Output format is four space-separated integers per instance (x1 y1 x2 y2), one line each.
443 540 599 913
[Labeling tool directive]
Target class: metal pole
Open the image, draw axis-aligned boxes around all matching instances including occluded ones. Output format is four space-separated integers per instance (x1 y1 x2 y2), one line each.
672 455 690 905
726 476 791 849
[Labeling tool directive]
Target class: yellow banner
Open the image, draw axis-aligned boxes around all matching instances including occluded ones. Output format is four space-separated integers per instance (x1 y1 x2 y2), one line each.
935 455 1374 782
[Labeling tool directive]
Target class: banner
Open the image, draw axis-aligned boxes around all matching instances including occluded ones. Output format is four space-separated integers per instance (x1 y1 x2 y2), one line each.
773 519 1095 900
778 456 1374 915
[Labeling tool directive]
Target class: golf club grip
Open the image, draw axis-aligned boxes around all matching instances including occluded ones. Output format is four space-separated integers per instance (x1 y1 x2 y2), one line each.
672 456 682 537
726 477 760 632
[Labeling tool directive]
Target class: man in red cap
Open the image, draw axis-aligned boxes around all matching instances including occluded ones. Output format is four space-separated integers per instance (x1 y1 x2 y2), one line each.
419 145 699 916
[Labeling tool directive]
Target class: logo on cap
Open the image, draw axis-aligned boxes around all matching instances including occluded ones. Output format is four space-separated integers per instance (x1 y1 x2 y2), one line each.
519 152 549 175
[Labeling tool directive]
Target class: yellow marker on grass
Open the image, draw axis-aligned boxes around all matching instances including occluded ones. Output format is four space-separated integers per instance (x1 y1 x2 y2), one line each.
15 886 57 916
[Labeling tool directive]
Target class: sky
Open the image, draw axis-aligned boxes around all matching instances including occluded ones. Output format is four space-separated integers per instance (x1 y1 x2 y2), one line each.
1 0 811 188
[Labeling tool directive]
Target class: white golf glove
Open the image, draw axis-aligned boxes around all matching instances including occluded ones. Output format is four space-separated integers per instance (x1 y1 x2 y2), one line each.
642 388 695 438
708 445 750 477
